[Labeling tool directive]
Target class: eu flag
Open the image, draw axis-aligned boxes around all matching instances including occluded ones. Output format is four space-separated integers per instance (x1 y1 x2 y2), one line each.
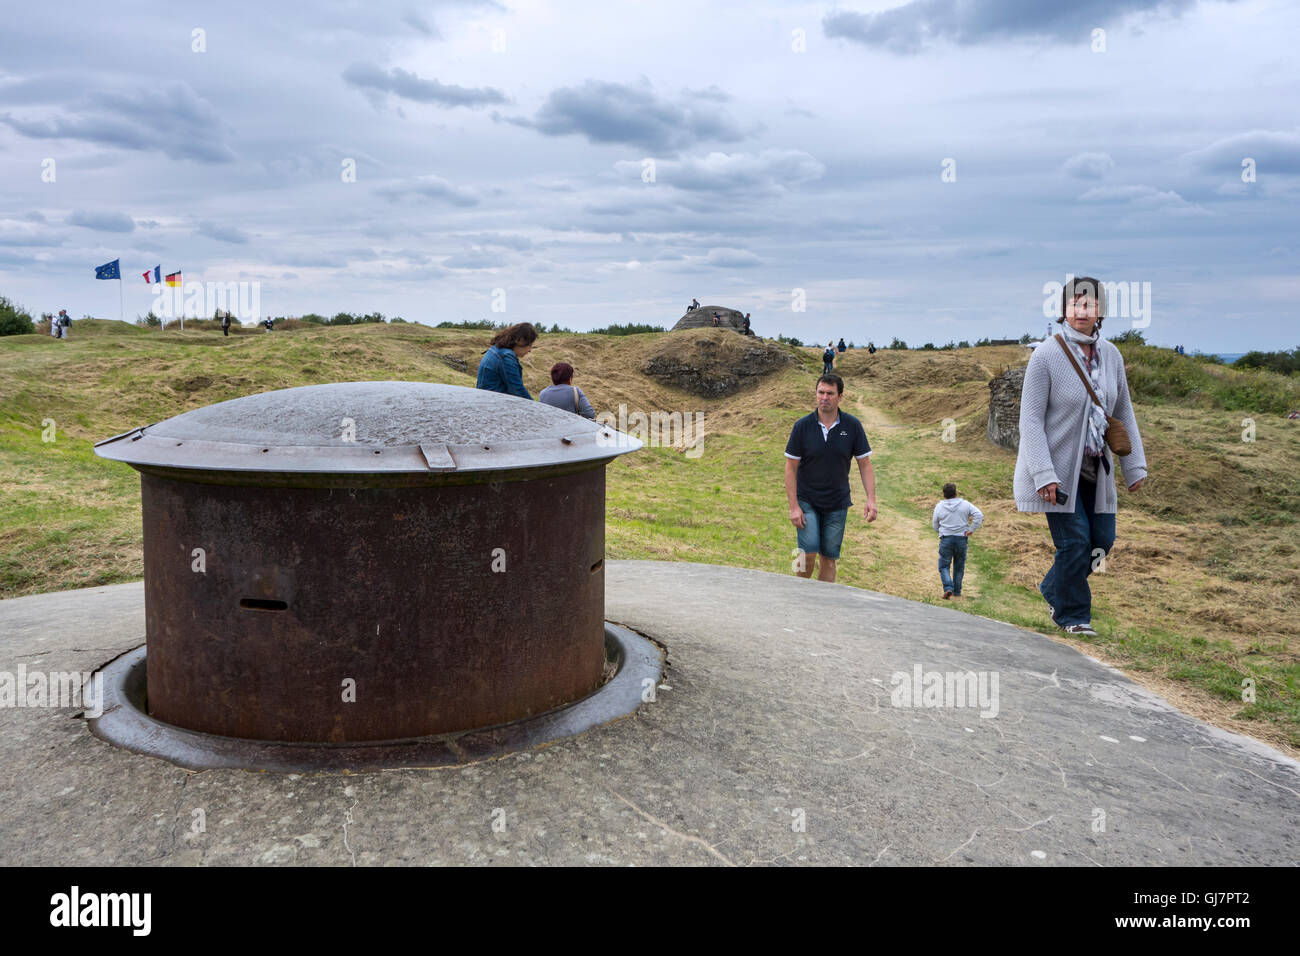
95 259 121 280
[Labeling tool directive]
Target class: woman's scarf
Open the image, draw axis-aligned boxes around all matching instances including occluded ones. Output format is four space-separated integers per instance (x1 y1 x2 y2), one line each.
1061 324 1107 456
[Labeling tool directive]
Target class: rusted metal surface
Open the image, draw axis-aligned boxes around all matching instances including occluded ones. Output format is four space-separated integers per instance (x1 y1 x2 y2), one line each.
89 624 664 772
92 381 642 745
94 381 636 474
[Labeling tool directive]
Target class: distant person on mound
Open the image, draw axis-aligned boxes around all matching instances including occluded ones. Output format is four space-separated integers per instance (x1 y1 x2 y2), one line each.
867 342 876 354
57 310 70 339
712 312 721 327
476 322 538 400
688 298 699 312
822 342 835 375
1288 410 1299 420
743 313 751 333
932 482 983 599
49 312 59 338
221 312 232 337
1015 276 1147 637
837 338 846 353
538 362 596 419
784 373 877 583
263 318 274 332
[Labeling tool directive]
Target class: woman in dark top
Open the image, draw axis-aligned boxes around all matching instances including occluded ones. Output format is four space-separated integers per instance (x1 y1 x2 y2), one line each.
475 323 538 399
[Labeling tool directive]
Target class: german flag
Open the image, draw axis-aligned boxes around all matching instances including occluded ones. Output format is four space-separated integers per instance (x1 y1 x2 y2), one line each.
165 271 182 287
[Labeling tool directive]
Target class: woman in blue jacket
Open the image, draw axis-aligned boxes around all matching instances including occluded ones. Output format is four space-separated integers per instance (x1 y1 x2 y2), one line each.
475 322 538 399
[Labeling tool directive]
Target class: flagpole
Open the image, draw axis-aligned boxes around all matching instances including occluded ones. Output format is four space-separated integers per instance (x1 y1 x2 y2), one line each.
118 277 123 322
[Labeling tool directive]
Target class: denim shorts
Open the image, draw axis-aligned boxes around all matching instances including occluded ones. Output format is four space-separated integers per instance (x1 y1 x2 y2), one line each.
796 500 848 560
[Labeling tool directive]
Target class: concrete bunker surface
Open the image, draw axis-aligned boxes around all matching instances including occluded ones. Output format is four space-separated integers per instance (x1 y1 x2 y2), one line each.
1 561 1297 866
87 623 664 772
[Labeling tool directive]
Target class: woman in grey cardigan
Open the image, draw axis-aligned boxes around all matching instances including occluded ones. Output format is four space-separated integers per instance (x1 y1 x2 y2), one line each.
1014 277 1147 636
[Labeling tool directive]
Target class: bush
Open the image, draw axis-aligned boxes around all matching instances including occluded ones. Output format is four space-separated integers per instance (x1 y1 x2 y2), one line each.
389 316 409 324
1233 348 1300 376
1118 341 1300 414
776 334 804 348
1109 328 1146 345
299 313 328 324
974 337 992 347
957 340 971 349
889 337 908 350
920 342 937 351
135 311 162 328
436 319 501 330
589 322 664 335
0 296 35 336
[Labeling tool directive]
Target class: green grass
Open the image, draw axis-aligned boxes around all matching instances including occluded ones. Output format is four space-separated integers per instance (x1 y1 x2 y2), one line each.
2 321 1297 750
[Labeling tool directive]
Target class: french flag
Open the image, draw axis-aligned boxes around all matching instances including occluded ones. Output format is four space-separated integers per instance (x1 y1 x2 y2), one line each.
143 265 161 284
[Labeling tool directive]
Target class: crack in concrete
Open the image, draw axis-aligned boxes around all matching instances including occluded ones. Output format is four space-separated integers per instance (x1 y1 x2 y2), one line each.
342 796 359 866
605 786 736 867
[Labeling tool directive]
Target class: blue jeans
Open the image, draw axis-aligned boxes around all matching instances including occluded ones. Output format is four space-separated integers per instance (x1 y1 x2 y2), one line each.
938 535 968 594
1041 480 1116 627
796 500 848 560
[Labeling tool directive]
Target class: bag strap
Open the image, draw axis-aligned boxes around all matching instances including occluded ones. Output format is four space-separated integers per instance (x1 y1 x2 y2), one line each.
1055 334 1103 410
572 385 579 412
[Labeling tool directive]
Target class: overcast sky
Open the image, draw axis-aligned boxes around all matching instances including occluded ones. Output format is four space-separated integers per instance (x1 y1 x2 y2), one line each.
1 0 1296 350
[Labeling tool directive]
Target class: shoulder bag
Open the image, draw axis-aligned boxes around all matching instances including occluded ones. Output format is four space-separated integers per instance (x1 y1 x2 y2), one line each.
1055 334 1132 457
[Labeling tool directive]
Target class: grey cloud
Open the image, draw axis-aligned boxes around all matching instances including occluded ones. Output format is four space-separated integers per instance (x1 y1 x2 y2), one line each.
275 253 351 268
1182 129 1300 174
23 211 46 222
376 175 480 206
67 209 135 233
0 219 64 246
514 80 755 151
455 233 533 250
1077 183 1204 212
1062 152 1114 179
682 85 731 102
401 11 441 38
619 150 825 194
342 63 508 109
823 0 1218 54
700 247 760 269
0 83 237 163
196 221 251 244
442 250 508 269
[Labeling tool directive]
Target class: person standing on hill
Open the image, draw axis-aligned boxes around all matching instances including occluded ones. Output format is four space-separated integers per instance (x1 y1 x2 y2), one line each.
867 342 876 355
57 310 70 339
785 374 877 583
932 482 983 599
837 337 847 353
822 342 836 375
221 312 232 336
475 322 538 400
1015 276 1147 637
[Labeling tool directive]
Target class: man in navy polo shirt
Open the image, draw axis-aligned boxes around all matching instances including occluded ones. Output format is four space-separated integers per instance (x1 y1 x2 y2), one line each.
784 374 877 582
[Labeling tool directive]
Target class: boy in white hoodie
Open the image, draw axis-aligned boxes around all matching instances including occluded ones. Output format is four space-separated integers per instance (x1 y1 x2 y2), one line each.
932 482 983 599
